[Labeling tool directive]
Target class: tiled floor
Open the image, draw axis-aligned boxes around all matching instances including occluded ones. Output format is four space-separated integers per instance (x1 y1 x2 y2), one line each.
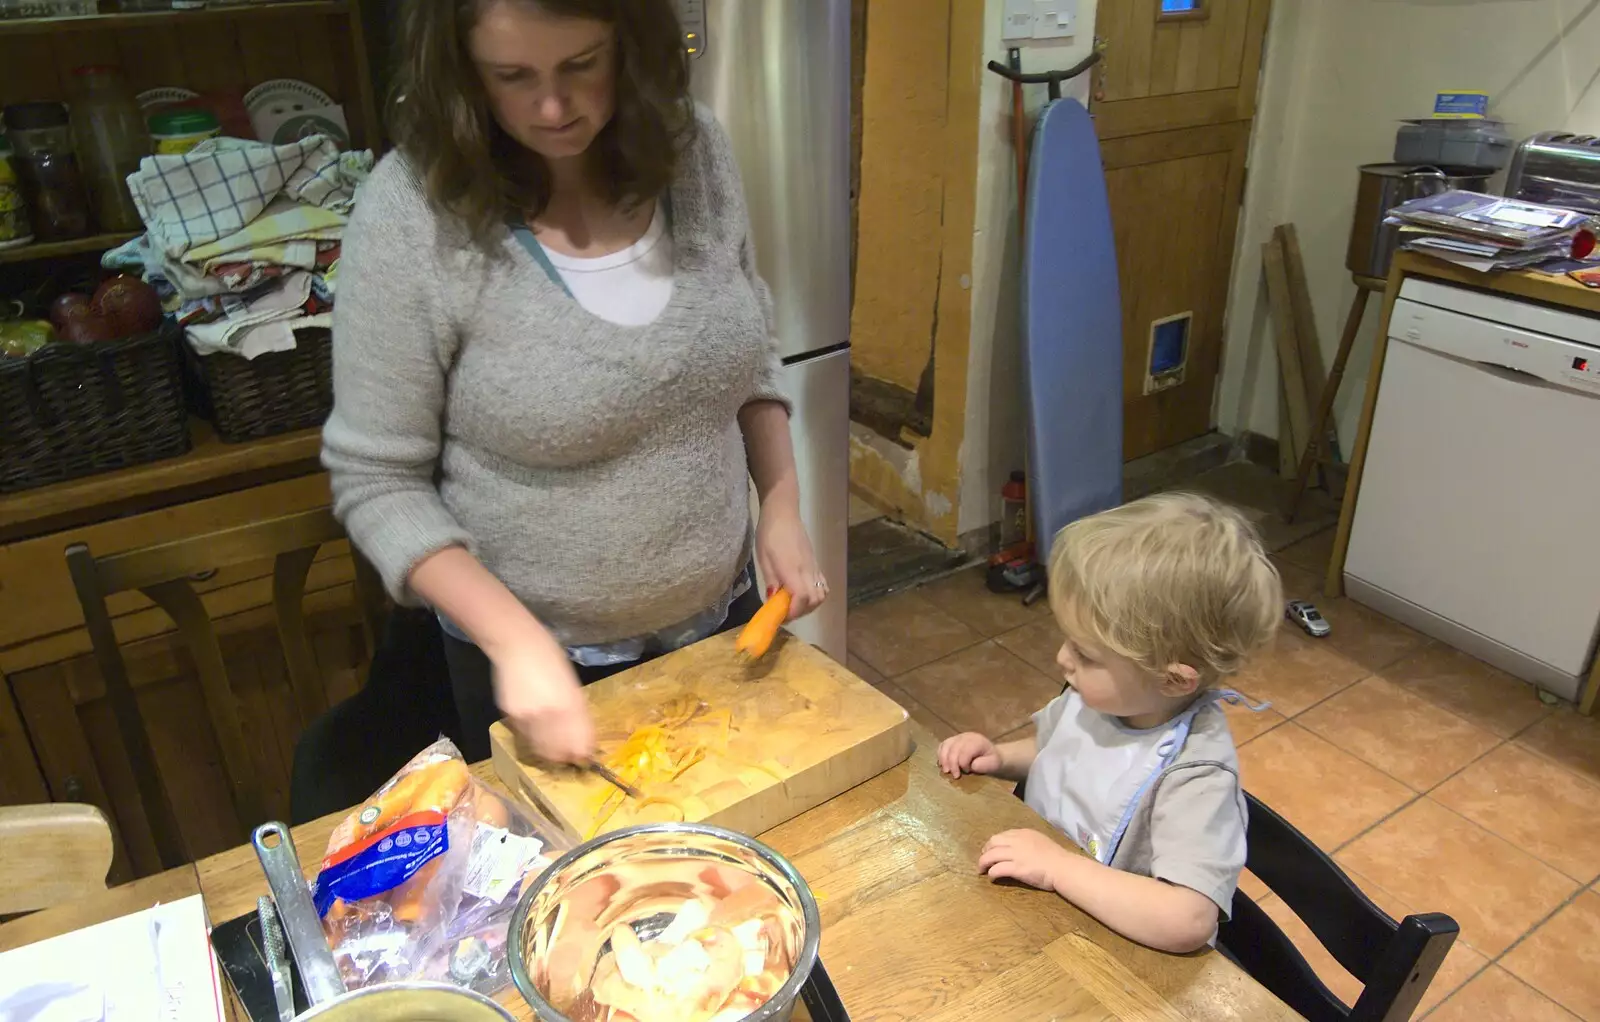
845 529 1600 1020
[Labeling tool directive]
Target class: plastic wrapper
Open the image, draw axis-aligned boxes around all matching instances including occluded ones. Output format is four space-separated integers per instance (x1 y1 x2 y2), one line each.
310 738 570 996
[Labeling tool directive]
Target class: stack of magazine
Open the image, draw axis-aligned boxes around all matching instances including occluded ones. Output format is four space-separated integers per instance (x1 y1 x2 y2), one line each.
1387 191 1597 272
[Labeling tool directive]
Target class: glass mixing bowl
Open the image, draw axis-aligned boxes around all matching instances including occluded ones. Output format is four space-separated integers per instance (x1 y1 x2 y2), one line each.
507 823 820 1022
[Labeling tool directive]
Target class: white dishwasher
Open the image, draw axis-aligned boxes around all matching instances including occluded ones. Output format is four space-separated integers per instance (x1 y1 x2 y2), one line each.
1345 278 1600 701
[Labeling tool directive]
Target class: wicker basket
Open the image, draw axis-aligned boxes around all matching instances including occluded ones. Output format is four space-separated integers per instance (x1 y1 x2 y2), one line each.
189 327 334 443
0 323 191 494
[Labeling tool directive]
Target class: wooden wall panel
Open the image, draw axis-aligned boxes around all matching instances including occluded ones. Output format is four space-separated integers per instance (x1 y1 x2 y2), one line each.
848 0 951 394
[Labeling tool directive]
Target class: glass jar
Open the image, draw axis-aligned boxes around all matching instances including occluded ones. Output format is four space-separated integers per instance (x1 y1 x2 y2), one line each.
2 103 89 241
147 108 220 155
68 65 150 233
0 135 34 249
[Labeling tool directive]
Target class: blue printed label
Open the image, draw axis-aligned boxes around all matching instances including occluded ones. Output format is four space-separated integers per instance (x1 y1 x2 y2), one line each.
1433 92 1489 118
312 810 449 916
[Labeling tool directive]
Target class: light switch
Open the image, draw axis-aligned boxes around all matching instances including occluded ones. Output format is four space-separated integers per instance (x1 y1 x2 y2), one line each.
1033 0 1076 40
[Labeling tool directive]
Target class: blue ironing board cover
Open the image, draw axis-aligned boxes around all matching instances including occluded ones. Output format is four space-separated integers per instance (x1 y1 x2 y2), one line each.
1020 97 1124 562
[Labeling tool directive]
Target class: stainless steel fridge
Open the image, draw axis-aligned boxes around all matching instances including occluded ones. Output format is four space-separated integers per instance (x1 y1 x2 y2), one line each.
682 0 852 662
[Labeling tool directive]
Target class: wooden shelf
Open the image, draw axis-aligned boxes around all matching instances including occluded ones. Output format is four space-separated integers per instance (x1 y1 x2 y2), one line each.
0 231 138 265
0 0 348 35
0 419 324 539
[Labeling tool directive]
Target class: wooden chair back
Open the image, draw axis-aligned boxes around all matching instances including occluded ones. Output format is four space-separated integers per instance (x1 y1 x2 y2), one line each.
1217 792 1459 1022
0 803 115 915
1009 778 1458 1022
65 507 386 868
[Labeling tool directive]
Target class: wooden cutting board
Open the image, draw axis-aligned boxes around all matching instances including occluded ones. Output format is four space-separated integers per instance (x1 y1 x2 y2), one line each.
489 630 912 841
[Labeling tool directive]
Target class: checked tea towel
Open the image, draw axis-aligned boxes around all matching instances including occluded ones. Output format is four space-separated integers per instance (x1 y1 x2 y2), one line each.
128 136 372 261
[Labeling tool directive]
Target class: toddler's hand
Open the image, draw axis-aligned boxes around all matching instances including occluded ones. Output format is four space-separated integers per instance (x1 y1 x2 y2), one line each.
978 829 1075 892
937 732 1001 777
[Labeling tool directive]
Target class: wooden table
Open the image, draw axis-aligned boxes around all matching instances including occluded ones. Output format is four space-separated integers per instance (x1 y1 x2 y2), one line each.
1 725 1293 1021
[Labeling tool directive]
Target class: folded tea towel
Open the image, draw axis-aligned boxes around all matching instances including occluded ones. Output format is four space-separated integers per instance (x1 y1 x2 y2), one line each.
128 136 372 260
186 271 314 359
185 197 347 269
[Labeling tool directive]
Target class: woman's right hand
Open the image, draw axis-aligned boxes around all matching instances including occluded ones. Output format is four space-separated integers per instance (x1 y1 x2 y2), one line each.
490 630 596 764
407 547 597 764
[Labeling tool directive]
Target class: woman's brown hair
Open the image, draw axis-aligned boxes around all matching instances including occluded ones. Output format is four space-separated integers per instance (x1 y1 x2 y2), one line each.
391 0 696 248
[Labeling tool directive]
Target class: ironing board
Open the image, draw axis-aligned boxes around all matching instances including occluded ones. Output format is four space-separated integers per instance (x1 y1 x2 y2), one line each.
1020 96 1123 561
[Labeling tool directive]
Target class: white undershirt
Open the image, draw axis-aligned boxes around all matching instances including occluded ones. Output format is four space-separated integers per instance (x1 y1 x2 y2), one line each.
541 203 674 327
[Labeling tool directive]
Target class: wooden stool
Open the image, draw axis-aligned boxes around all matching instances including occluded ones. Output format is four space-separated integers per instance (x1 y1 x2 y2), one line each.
1284 273 1388 521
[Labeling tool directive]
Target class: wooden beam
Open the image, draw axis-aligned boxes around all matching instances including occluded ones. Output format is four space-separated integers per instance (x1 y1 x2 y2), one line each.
1261 235 1311 484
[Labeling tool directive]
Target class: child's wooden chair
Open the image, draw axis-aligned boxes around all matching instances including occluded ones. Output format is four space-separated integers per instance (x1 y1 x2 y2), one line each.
1218 793 1458 1022
1011 779 1458 1020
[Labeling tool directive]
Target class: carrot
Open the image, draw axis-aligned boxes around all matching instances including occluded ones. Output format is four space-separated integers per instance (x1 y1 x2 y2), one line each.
408 759 470 816
358 766 432 829
473 790 510 829
734 588 791 660
390 857 443 924
332 758 471 854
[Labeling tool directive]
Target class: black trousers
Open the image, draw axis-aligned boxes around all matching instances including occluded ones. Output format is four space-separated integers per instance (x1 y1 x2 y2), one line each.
289 605 462 824
441 580 764 763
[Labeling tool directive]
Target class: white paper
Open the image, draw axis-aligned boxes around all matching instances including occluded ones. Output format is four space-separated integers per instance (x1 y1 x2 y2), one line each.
462 825 545 904
1479 199 1568 229
0 895 224 1022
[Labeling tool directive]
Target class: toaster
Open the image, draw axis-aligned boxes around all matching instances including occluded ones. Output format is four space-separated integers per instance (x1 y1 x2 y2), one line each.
1505 131 1600 214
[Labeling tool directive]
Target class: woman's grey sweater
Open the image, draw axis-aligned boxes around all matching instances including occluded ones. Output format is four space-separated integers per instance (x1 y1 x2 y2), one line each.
321 108 787 647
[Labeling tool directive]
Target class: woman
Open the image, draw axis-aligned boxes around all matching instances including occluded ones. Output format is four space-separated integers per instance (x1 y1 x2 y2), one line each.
323 0 827 767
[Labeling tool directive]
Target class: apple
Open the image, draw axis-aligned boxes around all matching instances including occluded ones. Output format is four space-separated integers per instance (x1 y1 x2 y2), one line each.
0 319 55 358
59 315 119 345
90 275 163 337
49 292 93 333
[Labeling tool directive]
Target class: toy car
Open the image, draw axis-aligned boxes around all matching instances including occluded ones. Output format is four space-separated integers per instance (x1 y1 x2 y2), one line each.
1286 600 1330 638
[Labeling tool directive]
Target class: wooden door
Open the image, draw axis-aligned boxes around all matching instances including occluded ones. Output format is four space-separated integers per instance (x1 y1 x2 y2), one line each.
1092 0 1272 460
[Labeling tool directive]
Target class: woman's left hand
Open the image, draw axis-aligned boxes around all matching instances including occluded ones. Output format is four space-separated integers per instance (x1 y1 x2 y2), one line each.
755 500 827 620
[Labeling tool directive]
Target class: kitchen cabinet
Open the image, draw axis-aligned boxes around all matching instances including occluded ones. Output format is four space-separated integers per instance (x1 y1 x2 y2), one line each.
0 427 378 881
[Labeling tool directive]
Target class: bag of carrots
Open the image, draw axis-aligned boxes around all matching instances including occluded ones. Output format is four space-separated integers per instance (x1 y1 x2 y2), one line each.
310 738 569 995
